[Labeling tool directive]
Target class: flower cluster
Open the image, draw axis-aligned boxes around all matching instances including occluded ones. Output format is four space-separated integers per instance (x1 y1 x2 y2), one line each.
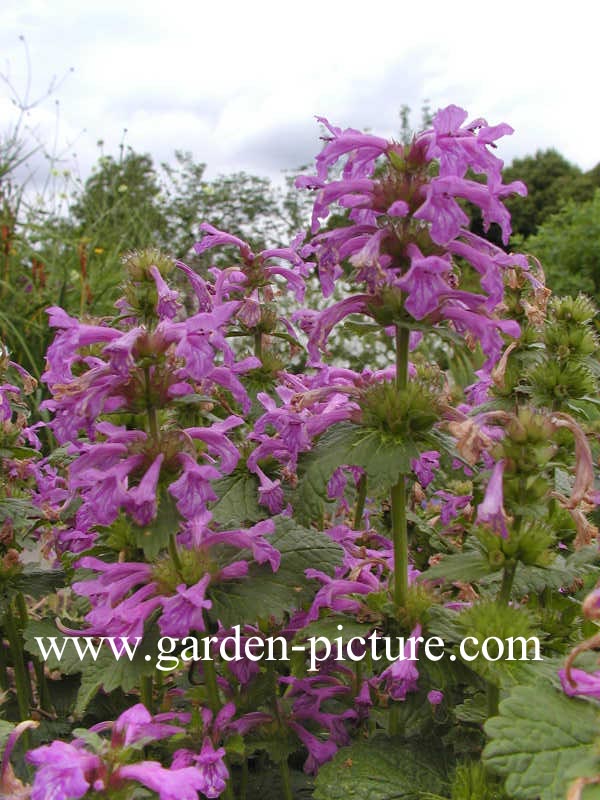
9 105 598 800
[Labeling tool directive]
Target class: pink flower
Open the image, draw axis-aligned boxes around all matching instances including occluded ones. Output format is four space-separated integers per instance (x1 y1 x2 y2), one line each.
110 703 186 747
159 575 213 638
125 454 164 526
27 741 103 800
476 459 509 539
118 761 215 800
378 624 422 701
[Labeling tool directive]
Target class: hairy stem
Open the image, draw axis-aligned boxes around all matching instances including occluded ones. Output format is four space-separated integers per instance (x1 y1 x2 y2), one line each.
144 365 159 441
395 325 410 391
391 477 409 608
353 473 367 530
254 330 263 360
280 758 294 800
240 759 249 800
498 561 517 605
392 325 410 608
3 603 32 721
202 654 221 715
140 674 153 712
16 593 51 713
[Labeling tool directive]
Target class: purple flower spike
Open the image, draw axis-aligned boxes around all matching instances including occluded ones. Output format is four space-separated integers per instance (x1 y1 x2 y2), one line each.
27 741 103 800
111 703 186 747
378 624 422 701
150 265 180 319
118 760 218 800
159 575 213 638
126 453 164 526
476 459 510 538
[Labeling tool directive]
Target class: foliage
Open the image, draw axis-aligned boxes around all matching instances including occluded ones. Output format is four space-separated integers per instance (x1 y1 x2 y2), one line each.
1 100 600 800
524 190 600 301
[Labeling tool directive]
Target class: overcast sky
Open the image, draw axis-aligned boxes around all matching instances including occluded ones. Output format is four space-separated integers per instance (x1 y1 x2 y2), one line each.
2 0 599 189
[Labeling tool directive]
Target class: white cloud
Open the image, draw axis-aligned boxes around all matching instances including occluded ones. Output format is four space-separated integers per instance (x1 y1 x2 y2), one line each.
1 0 599 188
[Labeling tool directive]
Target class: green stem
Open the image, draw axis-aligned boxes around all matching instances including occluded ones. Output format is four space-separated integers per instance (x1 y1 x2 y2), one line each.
0 638 9 691
354 658 363 695
3 603 32 721
154 669 164 708
254 330 263 360
202 654 221 714
202 655 235 800
15 593 51 713
391 476 408 608
353 474 367 530
240 758 249 800
395 325 410 390
168 534 183 574
144 366 159 441
280 758 294 800
140 674 153 712
392 324 410 608
498 561 517 605
389 703 400 736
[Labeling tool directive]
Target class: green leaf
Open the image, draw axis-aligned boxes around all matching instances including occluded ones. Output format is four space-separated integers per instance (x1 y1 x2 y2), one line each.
0 720 14 750
510 546 600 595
294 422 419 525
210 471 265 527
13 567 65 598
294 615 373 649
424 549 492 583
24 619 159 715
483 683 600 800
76 628 160 715
208 517 343 628
0 497 41 525
313 735 448 800
131 490 180 559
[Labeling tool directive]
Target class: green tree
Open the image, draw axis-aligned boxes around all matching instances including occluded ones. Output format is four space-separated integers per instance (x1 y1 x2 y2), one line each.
525 189 600 300
503 149 599 239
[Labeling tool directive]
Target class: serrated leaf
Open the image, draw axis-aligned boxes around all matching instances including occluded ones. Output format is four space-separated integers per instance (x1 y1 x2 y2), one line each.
0 720 14 750
0 496 41 521
210 471 265 527
131 490 180 559
454 693 488 723
313 735 448 800
208 518 343 628
294 615 373 649
510 547 600 595
294 422 419 525
483 683 600 800
424 549 492 583
24 619 159 715
13 567 65 598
